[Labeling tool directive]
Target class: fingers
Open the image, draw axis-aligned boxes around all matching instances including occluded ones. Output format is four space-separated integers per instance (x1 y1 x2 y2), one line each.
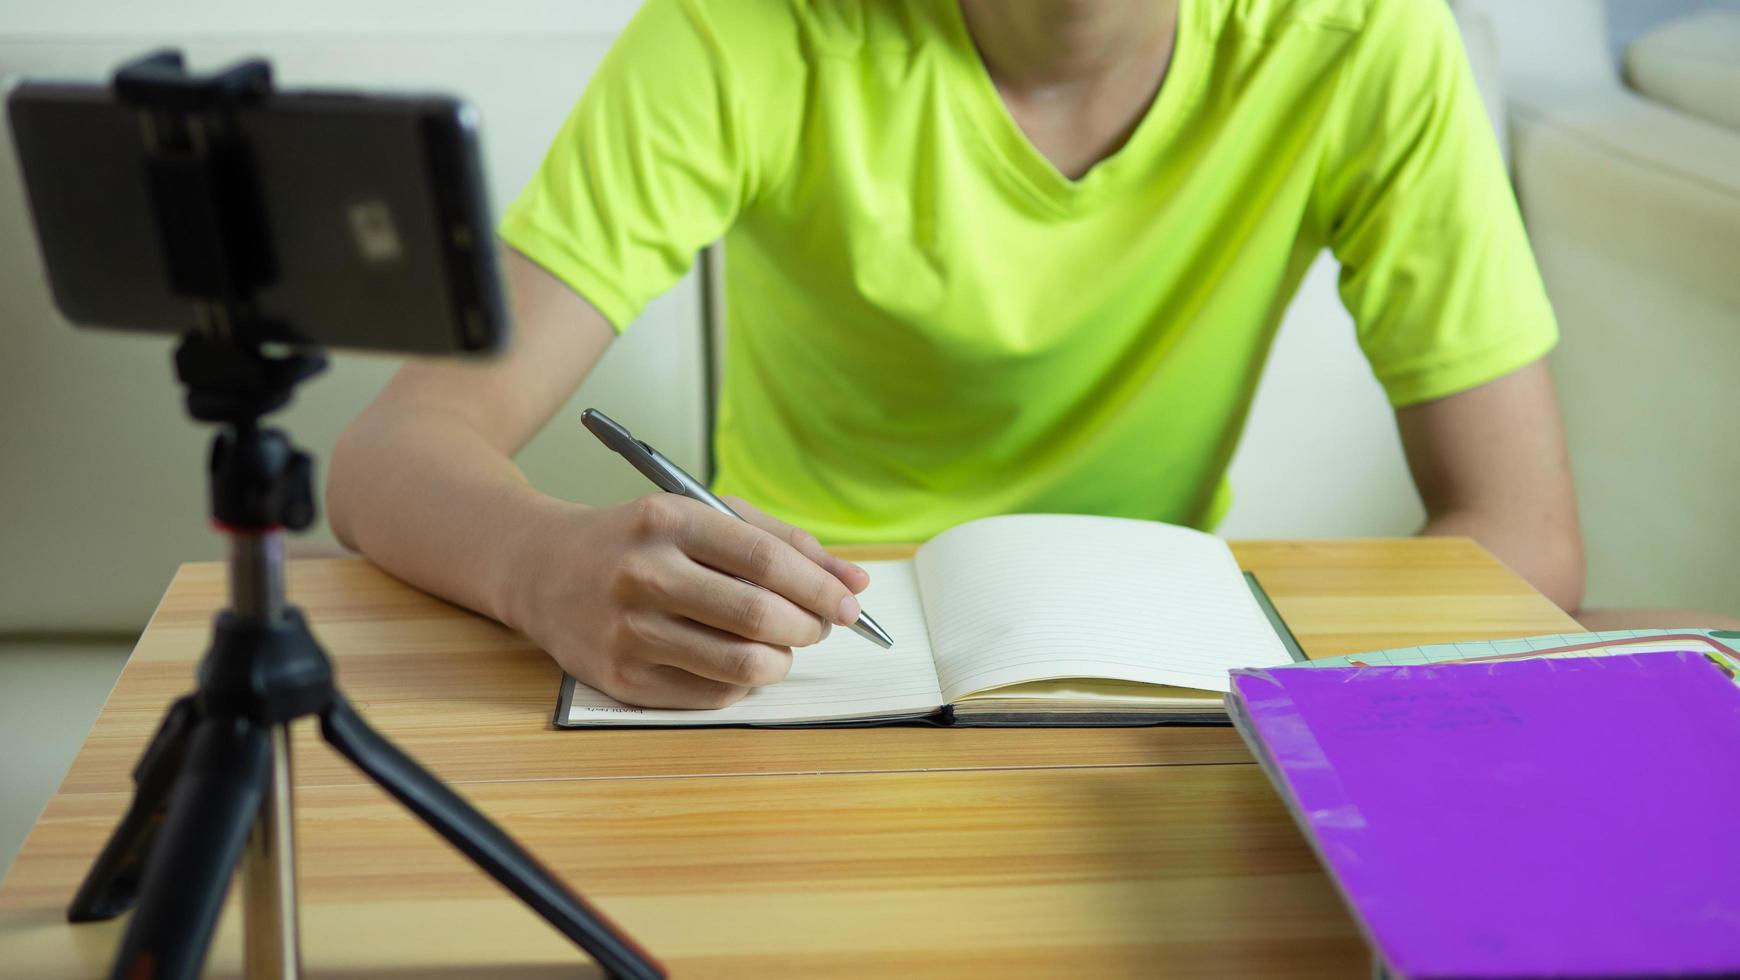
612 663 751 710
656 555 833 647
551 495 848 712
679 507 864 630
602 612 792 707
720 495 872 594
642 614 795 688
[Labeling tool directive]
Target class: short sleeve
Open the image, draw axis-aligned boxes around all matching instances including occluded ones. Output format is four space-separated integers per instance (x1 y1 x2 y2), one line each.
498 0 778 332
1314 0 1557 407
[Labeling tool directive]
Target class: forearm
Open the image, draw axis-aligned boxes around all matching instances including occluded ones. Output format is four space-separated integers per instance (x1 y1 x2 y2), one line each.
1419 507 1585 612
1398 360 1586 614
326 400 573 630
328 383 873 711
327 250 619 630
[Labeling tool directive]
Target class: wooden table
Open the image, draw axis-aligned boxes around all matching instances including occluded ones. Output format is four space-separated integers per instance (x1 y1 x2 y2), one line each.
0 539 1577 978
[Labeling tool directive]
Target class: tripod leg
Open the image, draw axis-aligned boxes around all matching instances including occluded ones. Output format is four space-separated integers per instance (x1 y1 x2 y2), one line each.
110 713 273 980
321 695 664 980
242 724 301 978
68 694 199 922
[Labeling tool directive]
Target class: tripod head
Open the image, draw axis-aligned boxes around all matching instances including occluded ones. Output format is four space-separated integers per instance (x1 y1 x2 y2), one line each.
176 336 323 533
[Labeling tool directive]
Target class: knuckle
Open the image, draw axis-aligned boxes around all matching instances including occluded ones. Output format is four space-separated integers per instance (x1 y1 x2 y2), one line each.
736 591 774 637
608 610 659 653
600 658 651 701
744 534 781 579
808 573 839 618
791 528 819 553
609 556 654 599
721 647 761 686
723 644 788 687
627 495 682 538
704 683 750 710
632 558 679 605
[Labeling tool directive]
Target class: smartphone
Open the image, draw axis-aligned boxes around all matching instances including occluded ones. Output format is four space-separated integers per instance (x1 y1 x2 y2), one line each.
7 79 507 355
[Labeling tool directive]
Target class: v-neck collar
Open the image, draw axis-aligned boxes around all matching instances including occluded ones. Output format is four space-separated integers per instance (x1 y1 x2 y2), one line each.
939 0 1206 214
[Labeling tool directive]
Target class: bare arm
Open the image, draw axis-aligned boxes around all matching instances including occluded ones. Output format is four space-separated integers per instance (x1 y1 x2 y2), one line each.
328 250 868 708
328 249 614 624
1397 359 1586 612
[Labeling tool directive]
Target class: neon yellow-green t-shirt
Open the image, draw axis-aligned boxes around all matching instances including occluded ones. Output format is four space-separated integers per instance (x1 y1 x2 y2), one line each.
500 0 1556 543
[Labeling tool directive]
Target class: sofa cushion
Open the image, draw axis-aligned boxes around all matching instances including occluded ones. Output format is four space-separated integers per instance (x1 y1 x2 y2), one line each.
1624 10 1740 134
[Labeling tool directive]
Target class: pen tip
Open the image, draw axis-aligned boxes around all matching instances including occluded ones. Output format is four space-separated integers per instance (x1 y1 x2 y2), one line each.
853 614 894 649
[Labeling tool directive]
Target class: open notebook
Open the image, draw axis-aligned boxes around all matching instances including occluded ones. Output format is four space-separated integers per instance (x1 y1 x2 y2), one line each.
555 514 1293 727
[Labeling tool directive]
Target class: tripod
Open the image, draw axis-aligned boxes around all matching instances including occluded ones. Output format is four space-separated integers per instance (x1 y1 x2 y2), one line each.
62 52 664 980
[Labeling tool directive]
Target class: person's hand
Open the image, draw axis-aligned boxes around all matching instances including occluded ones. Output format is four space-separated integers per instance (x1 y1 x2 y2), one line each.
510 493 871 709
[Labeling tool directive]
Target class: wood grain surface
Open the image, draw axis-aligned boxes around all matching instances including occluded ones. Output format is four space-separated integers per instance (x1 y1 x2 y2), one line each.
0 538 1577 977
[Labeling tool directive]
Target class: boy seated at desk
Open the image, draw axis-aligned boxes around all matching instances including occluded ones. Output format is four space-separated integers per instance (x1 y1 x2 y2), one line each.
329 0 1708 710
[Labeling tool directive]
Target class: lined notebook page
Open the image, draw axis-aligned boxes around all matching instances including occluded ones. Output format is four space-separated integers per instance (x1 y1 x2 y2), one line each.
914 515 1290 703
561 560 944 725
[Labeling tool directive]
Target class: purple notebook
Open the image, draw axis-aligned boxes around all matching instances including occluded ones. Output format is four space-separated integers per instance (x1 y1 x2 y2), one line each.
1228 650 1740 978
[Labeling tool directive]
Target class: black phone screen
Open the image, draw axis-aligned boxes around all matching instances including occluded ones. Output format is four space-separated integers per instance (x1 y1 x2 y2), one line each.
7 82 507 355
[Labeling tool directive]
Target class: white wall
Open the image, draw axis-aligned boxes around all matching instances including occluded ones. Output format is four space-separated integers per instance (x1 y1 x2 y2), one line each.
1219 256 1424 539
0 0 642 35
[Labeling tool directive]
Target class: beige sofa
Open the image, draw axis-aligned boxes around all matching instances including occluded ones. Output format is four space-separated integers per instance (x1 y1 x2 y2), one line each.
1460 0 1740 615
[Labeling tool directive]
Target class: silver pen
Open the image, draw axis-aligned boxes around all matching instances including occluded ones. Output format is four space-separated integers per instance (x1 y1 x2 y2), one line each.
581 408 893 649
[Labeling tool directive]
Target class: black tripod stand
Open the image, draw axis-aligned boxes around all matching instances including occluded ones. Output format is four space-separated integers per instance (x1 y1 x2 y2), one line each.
63 52 663 980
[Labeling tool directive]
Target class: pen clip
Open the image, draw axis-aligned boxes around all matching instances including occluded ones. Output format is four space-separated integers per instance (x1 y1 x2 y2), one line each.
635 443 688 494
581 408 686 493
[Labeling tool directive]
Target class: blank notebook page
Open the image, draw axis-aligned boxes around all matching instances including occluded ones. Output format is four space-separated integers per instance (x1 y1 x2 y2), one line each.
915 514 1289 703
561 560 942 724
